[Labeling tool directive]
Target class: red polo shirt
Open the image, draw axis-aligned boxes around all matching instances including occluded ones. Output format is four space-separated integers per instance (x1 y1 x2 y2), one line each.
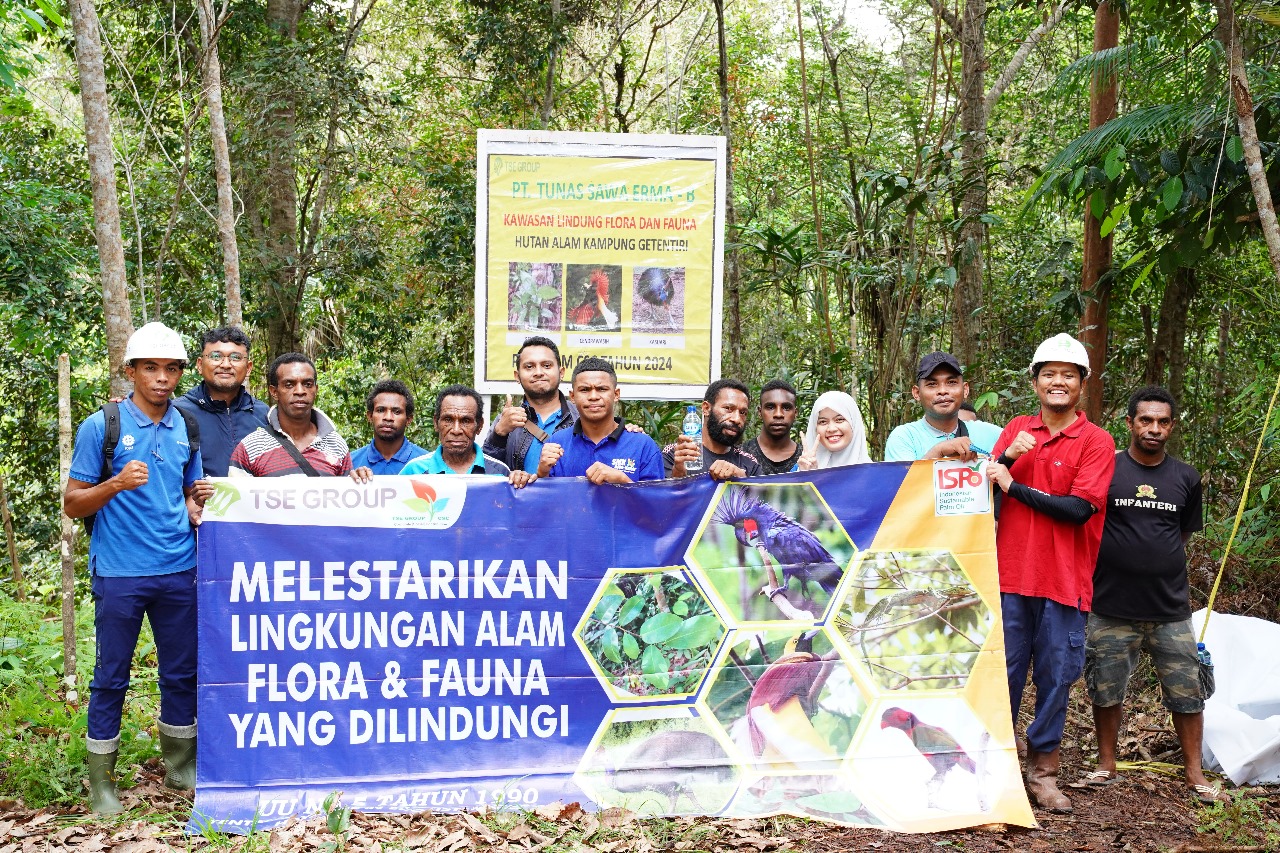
992 411 1116 611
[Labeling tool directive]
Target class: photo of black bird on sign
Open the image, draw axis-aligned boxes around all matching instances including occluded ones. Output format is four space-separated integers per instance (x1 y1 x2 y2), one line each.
694 484 855 623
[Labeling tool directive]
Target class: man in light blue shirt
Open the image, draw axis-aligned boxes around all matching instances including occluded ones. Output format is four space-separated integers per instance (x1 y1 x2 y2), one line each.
402 385 512 477
884 351 1003 461
350 379 428 474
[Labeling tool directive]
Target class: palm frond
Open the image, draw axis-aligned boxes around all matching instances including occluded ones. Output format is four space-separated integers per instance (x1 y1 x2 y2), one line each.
1043 100 1226 175
1053 36 1221 101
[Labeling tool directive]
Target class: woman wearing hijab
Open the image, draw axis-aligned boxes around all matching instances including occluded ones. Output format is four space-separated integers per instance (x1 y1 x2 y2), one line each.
797 391 871 470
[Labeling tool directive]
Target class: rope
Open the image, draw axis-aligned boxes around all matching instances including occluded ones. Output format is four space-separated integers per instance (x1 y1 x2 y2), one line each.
1199 371 1280 642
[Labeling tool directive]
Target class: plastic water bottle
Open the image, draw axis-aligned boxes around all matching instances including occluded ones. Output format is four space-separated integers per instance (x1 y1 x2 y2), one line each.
682 405 703 473
1197 642 1212 668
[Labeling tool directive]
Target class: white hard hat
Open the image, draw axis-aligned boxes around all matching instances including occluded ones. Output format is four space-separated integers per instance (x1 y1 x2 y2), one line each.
123 322 188 364
1029 333 1090 378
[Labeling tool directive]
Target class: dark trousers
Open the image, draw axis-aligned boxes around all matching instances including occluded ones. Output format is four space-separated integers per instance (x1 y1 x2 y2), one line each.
88 568 197 741
1002 592 1086 754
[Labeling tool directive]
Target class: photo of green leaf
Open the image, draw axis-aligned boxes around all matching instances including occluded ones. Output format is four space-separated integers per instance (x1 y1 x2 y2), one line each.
507 261 563 331
581 570 725 697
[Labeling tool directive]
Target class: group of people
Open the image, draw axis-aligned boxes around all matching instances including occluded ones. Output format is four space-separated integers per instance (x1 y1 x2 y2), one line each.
64 322 1221 814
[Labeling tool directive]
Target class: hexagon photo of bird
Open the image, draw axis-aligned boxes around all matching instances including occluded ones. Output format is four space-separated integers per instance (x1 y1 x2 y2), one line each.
880 706 987 811
710 488 845 606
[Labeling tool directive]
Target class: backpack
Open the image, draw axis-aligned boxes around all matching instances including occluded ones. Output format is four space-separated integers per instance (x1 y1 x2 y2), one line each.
83 402 202 535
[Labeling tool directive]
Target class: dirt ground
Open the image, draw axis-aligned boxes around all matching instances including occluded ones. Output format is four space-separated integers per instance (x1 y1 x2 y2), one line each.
2 746 1275 851
2 677 1276 851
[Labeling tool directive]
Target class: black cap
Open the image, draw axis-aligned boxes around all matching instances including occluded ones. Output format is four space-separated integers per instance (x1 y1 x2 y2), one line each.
916 351 963 380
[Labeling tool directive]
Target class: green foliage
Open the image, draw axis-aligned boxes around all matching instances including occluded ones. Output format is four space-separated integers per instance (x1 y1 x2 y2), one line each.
0 597 166 807
582 571 723 696
1196 792 1280 847
0 0 61 89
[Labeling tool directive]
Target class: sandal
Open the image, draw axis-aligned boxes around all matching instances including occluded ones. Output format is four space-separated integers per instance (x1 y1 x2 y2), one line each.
1191 784 1230 804
1082 769 1119 786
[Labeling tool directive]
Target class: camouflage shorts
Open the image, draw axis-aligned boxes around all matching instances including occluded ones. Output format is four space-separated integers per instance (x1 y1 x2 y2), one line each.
1084 613 1205 714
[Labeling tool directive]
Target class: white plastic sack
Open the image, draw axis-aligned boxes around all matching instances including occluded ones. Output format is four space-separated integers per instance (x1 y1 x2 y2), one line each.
1194 609 1280 784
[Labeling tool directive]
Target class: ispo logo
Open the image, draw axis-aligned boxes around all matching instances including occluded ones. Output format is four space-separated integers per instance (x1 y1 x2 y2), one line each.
936 465 984 490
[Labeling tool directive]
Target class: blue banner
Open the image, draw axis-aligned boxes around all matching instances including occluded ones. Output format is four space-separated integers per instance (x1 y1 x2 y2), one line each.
192 464 1034 833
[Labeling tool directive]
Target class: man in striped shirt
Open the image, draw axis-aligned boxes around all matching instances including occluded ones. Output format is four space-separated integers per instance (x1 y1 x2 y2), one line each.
229 353 369 480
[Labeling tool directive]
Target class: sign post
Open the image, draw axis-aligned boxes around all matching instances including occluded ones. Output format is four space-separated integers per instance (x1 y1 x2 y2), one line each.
475 130 726 400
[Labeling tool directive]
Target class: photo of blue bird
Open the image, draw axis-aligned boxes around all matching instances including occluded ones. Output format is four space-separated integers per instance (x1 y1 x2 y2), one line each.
631 266 685 334
711 487 845 601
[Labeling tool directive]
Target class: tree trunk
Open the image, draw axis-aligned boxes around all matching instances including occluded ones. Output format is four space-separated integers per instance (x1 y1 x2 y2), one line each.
67 0 134 395
950 0 987 372
58 354 78 701
714 0 741 379
1215 0 1280 287
1144 266 1197 400
929 0 1069 374
265 0 303 358
540 0 560 126
1079 0 1120 422
196 0 243 328
0 469 23 601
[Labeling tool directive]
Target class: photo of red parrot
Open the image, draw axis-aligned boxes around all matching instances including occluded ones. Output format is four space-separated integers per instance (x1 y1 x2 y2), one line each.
880 706 987 811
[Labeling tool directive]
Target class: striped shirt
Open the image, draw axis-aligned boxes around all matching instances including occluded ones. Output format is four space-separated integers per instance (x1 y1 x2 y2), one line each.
229 407 352 477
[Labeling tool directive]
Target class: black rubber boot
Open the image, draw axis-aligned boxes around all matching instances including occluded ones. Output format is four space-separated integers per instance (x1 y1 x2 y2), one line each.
87 750 124 815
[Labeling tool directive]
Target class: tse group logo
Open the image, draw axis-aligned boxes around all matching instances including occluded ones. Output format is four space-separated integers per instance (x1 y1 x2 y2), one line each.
933 459 991 516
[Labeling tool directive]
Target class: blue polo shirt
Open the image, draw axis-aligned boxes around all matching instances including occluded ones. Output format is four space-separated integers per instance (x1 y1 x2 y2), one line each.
883 416 1004 461
351 438 428 475
522 407 572 474
401 444 511 477
547 420 663 482
69 395 201 577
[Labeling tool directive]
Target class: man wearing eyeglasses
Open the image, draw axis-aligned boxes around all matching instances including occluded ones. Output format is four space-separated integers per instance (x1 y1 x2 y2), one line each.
174 327 269 477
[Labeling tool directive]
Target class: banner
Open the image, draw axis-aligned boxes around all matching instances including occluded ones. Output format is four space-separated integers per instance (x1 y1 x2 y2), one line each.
474 130 725 399
192 463 1034 834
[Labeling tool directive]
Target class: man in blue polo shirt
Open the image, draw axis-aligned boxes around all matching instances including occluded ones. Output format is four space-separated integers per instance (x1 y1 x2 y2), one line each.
351 379 427 474
884 351 1003 461
402 385 512 476
535 357 663 484
63 322 214 814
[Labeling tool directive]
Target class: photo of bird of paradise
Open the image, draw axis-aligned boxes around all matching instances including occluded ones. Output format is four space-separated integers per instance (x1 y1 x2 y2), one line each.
853 697 1009 817
506 261 563 331
575 709 740 816
630 266 685 334
833 550 994 692
689 483 855 623
565 264 622 330
578 569 727 699
705 627 877 824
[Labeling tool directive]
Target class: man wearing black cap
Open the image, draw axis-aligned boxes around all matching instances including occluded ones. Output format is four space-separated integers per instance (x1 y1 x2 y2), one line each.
884 351 1003 461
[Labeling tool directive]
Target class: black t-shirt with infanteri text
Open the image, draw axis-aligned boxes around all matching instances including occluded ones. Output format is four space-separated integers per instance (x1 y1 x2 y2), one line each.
1091 450 1203 622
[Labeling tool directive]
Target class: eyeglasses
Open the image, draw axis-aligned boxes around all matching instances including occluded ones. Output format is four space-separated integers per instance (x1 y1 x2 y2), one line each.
203 352 247 364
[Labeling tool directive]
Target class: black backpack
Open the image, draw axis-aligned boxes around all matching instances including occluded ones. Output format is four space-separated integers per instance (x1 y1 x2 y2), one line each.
83 402 202 535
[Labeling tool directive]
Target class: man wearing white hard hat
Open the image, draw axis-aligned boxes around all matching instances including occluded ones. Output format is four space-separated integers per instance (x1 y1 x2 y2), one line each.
985 333 1117 813
63 322 215 813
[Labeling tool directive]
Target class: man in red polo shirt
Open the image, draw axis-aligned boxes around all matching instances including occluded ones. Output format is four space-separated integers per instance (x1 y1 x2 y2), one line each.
985 333 1117 813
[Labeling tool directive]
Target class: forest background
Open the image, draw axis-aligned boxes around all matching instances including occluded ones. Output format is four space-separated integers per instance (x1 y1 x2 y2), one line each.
1 0 1279 809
